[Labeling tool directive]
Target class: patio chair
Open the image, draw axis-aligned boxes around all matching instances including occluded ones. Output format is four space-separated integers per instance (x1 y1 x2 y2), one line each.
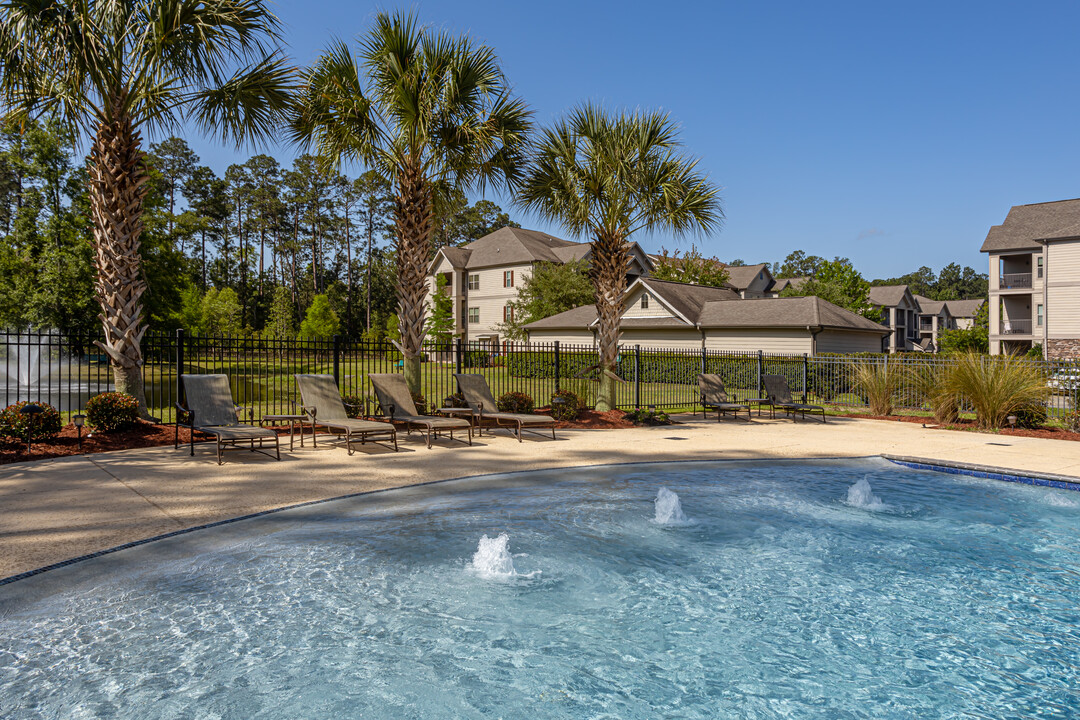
175 374 281 464
761 374 826 423
696 374 751 422
294 374 398 454
368 373 472 449
454 373 556 442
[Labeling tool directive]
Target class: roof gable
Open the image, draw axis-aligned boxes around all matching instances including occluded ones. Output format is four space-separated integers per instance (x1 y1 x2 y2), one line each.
981 198 1080 253
868 284 916 309
724 263 771 290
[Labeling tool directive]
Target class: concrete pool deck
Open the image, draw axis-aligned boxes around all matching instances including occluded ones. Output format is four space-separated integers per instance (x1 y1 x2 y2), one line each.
2 415 1080 581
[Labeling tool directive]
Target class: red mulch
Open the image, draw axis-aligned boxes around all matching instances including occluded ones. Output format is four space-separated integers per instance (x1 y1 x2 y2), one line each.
549 409 637 430
0 421 263 465
834 412 1080 442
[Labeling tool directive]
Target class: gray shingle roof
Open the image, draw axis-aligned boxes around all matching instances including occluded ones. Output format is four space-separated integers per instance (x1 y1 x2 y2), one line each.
525 281 888 334
980 198 1080 253
461 227 583 267
868 285 911 308
697 296 889 333
438 246 472 268
724 263 769 290
944 298 985 318
770 276 807 293
638 279 741 322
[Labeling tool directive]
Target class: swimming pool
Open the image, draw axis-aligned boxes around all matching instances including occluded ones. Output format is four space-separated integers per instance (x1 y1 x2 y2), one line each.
1 458 1078 718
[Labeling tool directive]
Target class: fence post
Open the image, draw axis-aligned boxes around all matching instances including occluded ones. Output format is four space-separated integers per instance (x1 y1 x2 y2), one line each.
700 345 706 376
634 344 641 408
175 328 185 408
455 337 463 376
332 335 341 386
803 353 809 403
554 341 561 392
757 350 764 398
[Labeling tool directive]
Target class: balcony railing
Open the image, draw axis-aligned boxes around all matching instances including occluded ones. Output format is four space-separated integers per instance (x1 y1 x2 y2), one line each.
1000 319 1033 335
999 273 1032 289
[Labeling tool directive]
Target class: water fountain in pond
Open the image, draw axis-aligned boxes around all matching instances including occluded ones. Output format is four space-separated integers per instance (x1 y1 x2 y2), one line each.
846 477 885 510
0 330 110 411
470 534 539 579
653 487 689 524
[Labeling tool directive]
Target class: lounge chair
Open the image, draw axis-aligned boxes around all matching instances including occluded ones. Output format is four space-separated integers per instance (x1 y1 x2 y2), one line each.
454 373 556 442
368 373 472 449
294 374 398 453
175 374 281 464
697 374 751 422
761 374 826 423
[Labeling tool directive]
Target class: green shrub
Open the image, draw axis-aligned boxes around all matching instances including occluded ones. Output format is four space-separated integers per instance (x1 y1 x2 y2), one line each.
624 408 672 425
497 391 534 414
909 362 959 425
0 400 62 441
85 392 139 433
549 389 583 420
1014 404 1047 429
944 352 1050 430
1064 409 1080 433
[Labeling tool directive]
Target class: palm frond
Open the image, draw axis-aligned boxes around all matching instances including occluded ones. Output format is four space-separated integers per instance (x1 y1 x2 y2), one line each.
190 51 294 147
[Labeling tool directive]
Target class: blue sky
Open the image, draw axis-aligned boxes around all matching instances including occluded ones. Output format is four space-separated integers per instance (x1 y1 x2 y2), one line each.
179 0 1080 279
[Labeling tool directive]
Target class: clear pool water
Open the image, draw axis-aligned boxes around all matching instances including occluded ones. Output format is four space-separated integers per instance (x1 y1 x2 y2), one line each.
2 458 1079 718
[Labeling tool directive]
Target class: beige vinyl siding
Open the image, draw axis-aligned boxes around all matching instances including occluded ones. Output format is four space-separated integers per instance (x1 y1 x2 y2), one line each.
816 330 884 354
619 329 703 350
463 264 533 337
526 329 594 346
703 329 812 354
621 287 677 319
1046 240 1080 337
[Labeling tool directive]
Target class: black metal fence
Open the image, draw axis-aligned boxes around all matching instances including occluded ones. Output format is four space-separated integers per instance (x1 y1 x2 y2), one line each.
1 331 1077 422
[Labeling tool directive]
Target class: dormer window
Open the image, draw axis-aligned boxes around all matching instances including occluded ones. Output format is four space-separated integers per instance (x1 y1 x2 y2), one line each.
641 294 649 309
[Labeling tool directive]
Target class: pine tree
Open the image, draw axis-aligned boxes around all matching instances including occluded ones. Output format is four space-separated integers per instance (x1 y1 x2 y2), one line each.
265 286 296 340
299 294 339 340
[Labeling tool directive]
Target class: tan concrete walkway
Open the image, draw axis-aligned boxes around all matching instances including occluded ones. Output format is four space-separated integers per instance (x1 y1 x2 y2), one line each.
3 415 1079 580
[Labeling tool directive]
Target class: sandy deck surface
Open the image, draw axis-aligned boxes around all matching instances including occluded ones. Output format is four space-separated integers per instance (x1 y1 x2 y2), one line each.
3 415 1080 580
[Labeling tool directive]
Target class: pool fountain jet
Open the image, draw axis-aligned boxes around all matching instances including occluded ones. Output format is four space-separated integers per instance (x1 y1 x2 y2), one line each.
470 533 538 579
846 477 885 510
653 487 688 524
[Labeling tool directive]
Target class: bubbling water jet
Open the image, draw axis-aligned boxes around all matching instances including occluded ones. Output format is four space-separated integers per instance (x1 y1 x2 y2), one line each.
653 487 688 524
469 533 539 579
846 477 885 510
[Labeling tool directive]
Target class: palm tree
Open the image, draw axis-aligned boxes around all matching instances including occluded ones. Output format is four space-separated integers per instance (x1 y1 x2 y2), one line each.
290 10 532 393
518 105 723 411
0 0 293 417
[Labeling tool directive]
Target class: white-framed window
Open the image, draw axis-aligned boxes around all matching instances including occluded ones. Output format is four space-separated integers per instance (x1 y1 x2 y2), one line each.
468 307 479 324
641 293 649 309
504 270 514 288
503 304 514 322
1037 256 1044 279
468 274 480 290
1037 304 1044 327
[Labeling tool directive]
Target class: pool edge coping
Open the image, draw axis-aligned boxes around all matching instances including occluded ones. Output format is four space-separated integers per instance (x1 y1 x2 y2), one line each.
4 454 1078 588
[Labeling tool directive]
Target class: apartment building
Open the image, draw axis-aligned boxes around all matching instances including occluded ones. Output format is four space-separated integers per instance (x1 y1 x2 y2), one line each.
427 227 653 344
868 285 922 352
981 199 1080 359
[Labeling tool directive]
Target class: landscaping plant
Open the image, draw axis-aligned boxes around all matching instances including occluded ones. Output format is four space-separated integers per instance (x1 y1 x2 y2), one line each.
341 394 367 419
944 352 1050 430
497 392 534 414
909 362 959 425
0 401 62 441
852 360 902 416
85 392 139 433
549 390 583 421
624 408 672 426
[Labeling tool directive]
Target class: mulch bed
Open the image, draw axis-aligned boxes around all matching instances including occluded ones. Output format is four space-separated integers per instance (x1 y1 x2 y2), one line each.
834 412 1080 442
0 421 260 465
0 411 648 464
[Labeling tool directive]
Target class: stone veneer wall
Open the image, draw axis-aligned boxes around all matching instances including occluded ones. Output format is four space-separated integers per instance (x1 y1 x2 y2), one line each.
1046 338 1080 360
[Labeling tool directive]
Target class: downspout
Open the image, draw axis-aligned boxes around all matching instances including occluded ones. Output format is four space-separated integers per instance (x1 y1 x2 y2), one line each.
808 326 823 355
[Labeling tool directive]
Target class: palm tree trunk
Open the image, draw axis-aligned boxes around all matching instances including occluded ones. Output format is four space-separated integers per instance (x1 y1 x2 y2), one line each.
394 162 433 393
591 232 630 411
86 113 155 420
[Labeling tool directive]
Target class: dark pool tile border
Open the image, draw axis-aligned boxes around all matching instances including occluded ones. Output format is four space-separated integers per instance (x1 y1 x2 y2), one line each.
883 454 1080 492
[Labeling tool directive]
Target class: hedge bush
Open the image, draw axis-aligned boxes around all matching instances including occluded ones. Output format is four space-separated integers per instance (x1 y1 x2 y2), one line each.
497 391 534 414
341 394 366 419
549 389 583 420
0 400 62 441
624 408 672 425
85 392 139 433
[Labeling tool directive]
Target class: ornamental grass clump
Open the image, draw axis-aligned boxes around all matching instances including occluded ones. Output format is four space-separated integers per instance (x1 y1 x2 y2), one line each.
909 362 959 425
851 360 902 416
497 391 534 414
0 401 62 441
944 352 1050 430
85 392 138 433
